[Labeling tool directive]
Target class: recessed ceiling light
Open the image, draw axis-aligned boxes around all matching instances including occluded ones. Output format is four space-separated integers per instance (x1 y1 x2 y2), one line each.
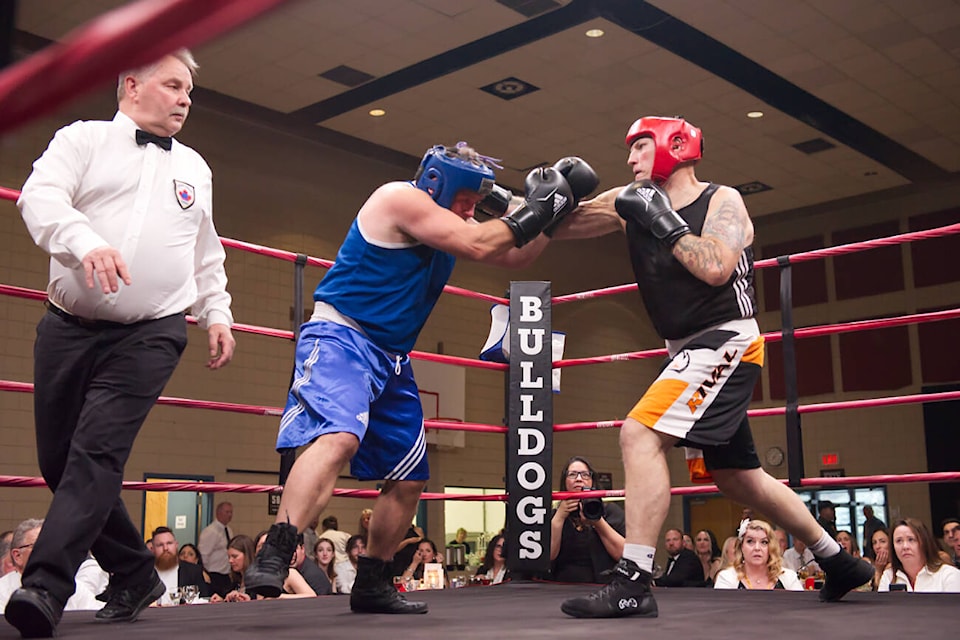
746 111 764 119
585 28 604 38
369 108 386 117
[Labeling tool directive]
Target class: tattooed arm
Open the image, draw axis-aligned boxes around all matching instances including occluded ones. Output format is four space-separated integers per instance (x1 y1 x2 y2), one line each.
671 186 753 286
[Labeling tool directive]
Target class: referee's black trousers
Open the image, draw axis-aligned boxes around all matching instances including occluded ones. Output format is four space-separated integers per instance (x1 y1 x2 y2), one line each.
21 310 187 607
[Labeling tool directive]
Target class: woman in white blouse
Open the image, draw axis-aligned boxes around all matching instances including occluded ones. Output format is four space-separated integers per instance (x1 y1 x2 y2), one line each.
878 518 960 592
714 520 802 591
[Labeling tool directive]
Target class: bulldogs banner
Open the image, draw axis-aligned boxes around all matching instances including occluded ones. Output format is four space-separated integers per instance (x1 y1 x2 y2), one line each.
505 281 553 574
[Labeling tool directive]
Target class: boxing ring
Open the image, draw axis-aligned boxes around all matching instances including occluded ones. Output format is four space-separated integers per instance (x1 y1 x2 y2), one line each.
0 1 957 638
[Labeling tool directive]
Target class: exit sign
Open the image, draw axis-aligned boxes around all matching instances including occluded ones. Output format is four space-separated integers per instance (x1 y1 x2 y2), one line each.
821 452 840 466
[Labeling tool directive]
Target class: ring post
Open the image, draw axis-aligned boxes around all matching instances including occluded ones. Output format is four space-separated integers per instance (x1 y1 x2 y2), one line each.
504 281 553 577
777 255 804 487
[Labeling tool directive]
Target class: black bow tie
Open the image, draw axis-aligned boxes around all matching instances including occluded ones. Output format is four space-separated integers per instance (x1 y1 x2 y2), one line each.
136 129 172 151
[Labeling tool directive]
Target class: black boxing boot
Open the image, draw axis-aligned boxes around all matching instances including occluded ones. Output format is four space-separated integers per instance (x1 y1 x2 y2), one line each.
560 558 658 619
350 556 428 614
243 521 298 598
817 549 874 602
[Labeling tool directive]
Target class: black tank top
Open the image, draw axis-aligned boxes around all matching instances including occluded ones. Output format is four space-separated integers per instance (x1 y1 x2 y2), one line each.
626 183 757 340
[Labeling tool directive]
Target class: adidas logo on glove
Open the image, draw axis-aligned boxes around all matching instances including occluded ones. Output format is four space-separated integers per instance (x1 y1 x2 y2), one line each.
635 186 657 203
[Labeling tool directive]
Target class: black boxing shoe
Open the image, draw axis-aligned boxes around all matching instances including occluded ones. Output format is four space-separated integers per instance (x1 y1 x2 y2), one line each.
350 556 428 614
5 586 63 638
816 549 874 602
560 558 658 619
244 521 299 598
94 571 164 622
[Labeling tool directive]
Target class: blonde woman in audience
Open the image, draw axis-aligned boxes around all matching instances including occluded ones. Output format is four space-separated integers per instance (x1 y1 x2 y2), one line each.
694 529 722 585
878 518 960 592
358 509 373 539
714 520 802 590
718 536 737 571
314 538 338 594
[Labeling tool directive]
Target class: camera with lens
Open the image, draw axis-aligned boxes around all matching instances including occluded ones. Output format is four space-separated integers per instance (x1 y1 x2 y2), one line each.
580 497 604 521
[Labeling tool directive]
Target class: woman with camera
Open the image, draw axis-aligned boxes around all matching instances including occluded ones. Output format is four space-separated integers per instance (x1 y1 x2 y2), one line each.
549 456 625 583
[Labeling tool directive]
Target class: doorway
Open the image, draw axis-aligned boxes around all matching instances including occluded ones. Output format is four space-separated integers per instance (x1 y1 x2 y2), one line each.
141 473 214 546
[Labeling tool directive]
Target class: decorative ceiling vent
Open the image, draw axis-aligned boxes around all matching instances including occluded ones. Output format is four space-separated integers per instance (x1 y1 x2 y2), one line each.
792 138 836 154
733 181 773 196
496 0 561 18
480 77 540 101
318 65 375 87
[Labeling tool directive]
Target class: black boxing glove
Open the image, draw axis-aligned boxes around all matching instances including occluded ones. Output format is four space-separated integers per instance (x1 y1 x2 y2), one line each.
502 167 575 247
551 156 599 204
615 179 690 247
476 184 513 217
543 156 599 237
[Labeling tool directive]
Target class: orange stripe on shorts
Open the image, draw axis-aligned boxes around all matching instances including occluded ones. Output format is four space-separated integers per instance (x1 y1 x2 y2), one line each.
741 335 765 367
627 378 689 427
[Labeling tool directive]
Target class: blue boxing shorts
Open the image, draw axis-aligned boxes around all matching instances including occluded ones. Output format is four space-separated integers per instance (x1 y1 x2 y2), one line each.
275 320 428 481
627 318 764 471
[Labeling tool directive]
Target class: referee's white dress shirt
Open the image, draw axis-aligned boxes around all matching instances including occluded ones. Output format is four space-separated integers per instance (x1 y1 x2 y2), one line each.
18 111 232 328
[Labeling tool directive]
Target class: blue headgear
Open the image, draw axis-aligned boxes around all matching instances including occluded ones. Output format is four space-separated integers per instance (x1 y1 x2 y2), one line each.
414 143 497 209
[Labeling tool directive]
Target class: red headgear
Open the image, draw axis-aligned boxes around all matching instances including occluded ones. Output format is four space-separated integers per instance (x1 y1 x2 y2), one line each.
624 116 703 184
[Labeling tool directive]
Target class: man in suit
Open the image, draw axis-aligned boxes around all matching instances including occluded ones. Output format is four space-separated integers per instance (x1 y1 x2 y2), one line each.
151 527 211 603
198 502 233 596
656 529 704 587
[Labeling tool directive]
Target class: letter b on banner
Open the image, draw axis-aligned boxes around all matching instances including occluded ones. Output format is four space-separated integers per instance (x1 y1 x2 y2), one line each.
505 281 552 573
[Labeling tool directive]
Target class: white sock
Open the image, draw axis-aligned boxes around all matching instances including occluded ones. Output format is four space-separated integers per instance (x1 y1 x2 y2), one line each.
623 543 656 573
808 530 841 558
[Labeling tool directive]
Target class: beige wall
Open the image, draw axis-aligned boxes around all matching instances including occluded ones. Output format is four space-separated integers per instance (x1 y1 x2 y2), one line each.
1 87 957 556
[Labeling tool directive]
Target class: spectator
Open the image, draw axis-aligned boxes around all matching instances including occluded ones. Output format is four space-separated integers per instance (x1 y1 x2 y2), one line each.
878 518 960 592
289 534 329 596
313 538 338 594
549 456 625 583
714 520 802 590
318 515 351 565
400 539 448 588
335 535 366 595
448 527 472 555
693 529 722 585
940 517 959 567
198 501 234 597
476 535 508 585
772 527 789 555
177 543 212 587
358 509 373 540
836 530 861 559
252 531 315 598
150 527 211 604
869 528 891 591
862 506 886 560
682 533 694 552
0 531 14 577
656 529 704 588
210 534 256 603
817 501 839 540
718 536 738 571
0 519 108 613
782 537 819 575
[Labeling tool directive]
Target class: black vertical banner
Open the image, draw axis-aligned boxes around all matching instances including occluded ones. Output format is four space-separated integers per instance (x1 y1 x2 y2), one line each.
505 281 553 574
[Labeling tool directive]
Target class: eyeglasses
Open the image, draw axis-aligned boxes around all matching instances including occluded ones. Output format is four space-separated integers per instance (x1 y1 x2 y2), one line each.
566 470 592 480
14 543 34 552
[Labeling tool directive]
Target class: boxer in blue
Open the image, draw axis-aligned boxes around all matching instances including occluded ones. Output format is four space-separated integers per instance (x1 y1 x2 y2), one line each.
245 143 598 614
